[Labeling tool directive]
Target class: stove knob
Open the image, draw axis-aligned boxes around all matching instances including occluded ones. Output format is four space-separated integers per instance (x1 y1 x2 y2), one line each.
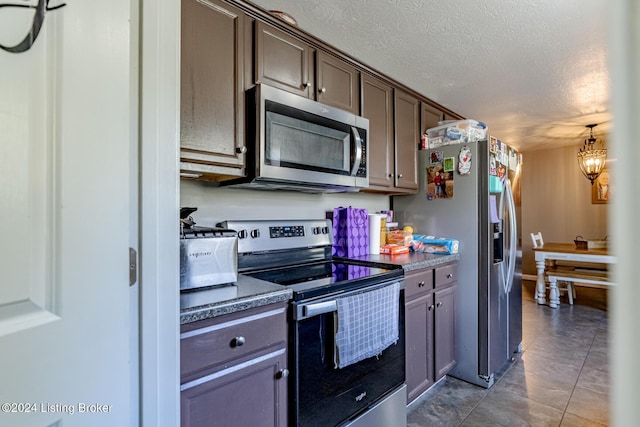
250 229 260 238
322 226 329 234
237 229 248 239
312 227 320 235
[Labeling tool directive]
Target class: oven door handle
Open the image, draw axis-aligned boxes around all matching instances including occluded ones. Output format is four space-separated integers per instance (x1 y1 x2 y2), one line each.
301 300 337 319
295 279 404 320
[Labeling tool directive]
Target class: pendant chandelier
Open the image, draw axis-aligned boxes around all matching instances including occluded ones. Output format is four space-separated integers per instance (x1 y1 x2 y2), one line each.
577 124 607 185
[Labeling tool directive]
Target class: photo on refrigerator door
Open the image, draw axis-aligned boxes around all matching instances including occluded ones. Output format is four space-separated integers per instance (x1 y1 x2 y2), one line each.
430 150 444 164
443 157 455 172
426 166 454 199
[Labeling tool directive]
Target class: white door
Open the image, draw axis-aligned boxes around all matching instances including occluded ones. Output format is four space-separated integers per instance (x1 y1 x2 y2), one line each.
0 1 133 426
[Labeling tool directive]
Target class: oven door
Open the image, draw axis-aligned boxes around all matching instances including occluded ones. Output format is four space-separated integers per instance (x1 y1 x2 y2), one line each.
290 280 405 427
258 84 369 190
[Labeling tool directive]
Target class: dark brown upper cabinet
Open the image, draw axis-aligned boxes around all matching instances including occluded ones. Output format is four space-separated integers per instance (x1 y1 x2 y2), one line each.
394 89 420 191
255 20 314 98
180 0 247 179
255 21 360 115
421 102 447 137
179 0 462 187
316 51 360 115
361 72 394 189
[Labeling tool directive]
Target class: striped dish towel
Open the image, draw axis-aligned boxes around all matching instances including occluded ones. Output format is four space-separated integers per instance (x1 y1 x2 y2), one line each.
333 282 400 369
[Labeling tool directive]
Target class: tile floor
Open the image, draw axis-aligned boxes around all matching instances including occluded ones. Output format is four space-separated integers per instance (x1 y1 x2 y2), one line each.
407 281 610 426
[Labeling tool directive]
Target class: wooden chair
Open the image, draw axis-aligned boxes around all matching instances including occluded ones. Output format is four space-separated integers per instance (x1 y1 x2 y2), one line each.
530 232 576 304
530 231 543 248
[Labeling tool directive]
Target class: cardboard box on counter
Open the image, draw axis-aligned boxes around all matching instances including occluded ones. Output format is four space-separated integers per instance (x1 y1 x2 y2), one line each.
380 244 410 255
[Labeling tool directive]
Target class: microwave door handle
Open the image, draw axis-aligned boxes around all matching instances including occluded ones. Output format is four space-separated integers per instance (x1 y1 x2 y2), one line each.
350 127 363 176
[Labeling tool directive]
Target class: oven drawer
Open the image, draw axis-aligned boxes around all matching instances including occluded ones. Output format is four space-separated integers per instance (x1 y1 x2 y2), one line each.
435 263 456 288
404 268 434 299
180 304 287 381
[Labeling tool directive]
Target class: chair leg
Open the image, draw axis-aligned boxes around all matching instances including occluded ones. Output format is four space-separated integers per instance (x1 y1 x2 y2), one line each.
567 283 574 305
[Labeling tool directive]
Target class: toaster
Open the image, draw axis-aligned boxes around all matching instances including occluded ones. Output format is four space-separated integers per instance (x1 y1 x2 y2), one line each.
180 208 238 290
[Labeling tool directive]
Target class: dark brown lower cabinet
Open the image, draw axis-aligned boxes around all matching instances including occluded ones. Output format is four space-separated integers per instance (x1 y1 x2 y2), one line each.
405 290 435 399
404 263 457 404
180 303 288 427
181 349 287 427
434 285 456 379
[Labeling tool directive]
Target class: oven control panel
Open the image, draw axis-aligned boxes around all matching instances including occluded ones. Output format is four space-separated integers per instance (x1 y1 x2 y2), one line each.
219 219 333 254
270 225 305 238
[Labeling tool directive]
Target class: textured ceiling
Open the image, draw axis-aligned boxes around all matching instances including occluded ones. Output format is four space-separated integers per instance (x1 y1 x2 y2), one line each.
249 0 611 152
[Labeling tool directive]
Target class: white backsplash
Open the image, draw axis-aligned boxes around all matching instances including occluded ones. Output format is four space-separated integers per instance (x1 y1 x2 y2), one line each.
181 180 391 227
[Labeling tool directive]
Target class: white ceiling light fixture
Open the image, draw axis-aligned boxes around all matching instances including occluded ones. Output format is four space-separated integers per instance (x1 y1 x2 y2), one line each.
577 123 607 185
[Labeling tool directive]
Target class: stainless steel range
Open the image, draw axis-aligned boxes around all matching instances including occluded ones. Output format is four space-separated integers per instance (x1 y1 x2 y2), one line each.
218 219 407 427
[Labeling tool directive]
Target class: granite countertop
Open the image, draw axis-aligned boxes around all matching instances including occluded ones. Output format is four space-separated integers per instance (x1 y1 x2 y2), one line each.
180 274 292 325
179 252 458 324
345 251 460 272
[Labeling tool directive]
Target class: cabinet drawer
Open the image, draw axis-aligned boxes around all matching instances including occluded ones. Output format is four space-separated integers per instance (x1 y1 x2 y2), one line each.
180 306 287 381
435 264 456 287
404 268 434 300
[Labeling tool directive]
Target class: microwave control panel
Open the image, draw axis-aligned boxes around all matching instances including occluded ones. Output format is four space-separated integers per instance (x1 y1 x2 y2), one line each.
356 134 367 178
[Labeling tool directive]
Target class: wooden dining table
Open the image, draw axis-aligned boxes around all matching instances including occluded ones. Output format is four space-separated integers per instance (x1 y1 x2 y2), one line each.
532 243 616 306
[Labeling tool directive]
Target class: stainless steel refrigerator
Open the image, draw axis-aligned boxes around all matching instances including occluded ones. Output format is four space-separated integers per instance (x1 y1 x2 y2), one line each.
393 137 522 388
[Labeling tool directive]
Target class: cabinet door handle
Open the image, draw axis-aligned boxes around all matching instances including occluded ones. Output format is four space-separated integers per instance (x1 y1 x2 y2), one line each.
388 173 393 178
304 81 311 88
428 304 434 311
319 87 326 94
397 173 403 178
436 301 443 308
447 273 453 279
276 368 289 379
236 146 247 154
230 336 246 348
418 281 425 288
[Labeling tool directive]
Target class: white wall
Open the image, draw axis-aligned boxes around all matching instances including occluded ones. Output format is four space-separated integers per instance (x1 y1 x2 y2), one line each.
140 1 180 425
521 144 609 274
180 180 391 226
610 0 640 423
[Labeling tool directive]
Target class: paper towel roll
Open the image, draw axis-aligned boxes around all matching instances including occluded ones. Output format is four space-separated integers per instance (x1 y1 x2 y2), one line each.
368 214 384 255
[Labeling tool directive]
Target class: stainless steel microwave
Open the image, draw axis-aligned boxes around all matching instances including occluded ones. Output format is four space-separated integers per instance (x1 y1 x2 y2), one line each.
223 84 369 193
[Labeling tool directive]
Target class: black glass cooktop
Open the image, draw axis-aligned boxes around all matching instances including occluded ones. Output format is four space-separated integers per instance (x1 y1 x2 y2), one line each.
244 260 402 301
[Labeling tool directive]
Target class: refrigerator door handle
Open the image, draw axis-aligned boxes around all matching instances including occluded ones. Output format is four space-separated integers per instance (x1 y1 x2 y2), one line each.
498 184 508 291
504 179 517 293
